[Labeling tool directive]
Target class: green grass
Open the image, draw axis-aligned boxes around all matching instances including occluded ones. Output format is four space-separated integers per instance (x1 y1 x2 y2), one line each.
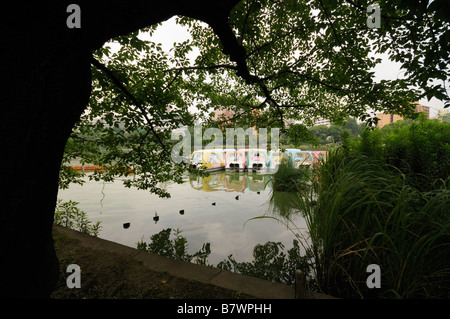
271 158 311 192
297 148 450 298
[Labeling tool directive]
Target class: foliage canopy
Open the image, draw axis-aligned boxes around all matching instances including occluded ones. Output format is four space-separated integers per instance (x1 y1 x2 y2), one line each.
61 0 450 194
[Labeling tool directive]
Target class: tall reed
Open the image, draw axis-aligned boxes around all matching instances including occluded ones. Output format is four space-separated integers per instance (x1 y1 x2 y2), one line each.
271 158 311 192
298 148 450 298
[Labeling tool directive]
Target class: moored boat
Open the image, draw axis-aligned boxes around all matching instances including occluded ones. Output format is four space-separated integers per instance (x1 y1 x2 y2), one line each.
189 149 225 172
225 148 249 172
285 148 314 168
247 149 268 173
311 151 327 165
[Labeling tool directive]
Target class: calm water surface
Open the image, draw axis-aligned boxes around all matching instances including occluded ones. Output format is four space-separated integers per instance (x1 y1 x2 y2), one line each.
57 171 308 265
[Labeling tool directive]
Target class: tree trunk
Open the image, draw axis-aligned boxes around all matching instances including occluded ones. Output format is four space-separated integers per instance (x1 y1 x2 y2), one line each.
0 1 243 298
1 9 92 297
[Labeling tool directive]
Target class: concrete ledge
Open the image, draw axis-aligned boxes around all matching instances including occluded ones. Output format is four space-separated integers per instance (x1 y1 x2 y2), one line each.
53 225 295 299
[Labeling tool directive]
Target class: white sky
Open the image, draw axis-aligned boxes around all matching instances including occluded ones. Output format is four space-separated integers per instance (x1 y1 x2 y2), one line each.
370 53 447 118
136 16 447 118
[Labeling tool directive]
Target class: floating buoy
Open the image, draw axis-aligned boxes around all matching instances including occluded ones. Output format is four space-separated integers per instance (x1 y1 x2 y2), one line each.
153 212 159 222
212 202 216 206
179 209 185 215
123 222 130 229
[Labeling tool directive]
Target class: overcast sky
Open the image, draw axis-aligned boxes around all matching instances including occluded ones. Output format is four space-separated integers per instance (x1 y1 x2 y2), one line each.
141 16 447 118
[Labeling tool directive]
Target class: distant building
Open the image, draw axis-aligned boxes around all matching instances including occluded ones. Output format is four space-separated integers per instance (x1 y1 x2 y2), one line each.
414 103 430 118
376 102 430 128
212 108 260 134
212 109 235 123
284 119 296 127
376 113 405 129
438 109 448 117
437 109 449 122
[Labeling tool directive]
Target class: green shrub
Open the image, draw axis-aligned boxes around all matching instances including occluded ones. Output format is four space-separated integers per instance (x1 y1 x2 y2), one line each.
382 117 450 191
54 200 102 237
271 158 311 192
217 240 317 290
137 228 211 266
343 115 450 192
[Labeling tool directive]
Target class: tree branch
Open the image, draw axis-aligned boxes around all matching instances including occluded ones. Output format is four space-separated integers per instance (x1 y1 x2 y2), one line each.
204 17 260 84
245 25 306 59
317 0 352 68
164 64 238 74
90 57 171 157
164 69 182 92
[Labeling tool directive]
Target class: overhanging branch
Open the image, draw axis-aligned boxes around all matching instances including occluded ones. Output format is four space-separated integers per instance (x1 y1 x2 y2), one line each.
90 57 171 157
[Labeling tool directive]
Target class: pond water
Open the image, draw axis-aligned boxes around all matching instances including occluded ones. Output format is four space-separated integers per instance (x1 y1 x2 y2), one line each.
57 171 308 265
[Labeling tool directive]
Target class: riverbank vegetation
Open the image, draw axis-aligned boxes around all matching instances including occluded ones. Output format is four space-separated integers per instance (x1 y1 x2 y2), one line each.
9 0 449 299
271 158 311 192
54 200 102 237
300 116 449 298
137 228 211 266
302 150 449 298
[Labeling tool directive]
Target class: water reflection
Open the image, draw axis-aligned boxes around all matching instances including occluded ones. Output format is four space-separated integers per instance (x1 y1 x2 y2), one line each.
188 171 272 193
58 171 307 264
268 191 302 219
188 171 302 221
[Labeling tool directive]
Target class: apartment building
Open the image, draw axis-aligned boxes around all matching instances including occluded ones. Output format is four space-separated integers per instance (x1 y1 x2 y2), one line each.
376 103 430 128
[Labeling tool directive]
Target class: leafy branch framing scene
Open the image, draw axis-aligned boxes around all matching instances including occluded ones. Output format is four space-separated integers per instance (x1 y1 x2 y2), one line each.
59 0 449 299
62 0 449 195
